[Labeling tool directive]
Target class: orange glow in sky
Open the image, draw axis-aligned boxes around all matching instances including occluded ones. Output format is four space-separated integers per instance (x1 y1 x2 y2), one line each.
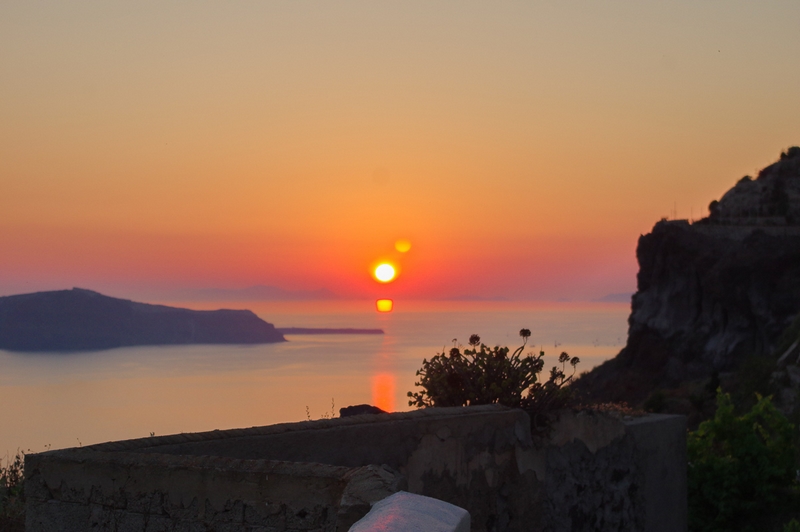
0 3 798 300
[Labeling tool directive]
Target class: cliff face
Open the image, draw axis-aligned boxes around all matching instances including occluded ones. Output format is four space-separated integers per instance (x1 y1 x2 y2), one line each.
0 288 285 352
578 148 800 403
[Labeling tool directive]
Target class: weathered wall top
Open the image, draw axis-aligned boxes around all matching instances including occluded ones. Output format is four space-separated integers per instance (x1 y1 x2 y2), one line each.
26 405 687 532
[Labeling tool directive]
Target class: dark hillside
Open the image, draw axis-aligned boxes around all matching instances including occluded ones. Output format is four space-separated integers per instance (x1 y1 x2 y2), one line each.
0 288 285 351
576 148 800 407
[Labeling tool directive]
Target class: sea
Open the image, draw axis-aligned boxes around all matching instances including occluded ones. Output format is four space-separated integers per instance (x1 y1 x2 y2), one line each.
0 300 629 457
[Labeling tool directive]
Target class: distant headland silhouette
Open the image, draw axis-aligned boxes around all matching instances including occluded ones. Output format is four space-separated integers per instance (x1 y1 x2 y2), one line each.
0 288 286 352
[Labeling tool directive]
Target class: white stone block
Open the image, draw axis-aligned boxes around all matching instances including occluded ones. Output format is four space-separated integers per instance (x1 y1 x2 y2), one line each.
348 491 470 532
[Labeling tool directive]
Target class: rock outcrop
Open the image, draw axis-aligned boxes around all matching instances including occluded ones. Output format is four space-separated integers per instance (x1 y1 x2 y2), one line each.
577 147 800 404
707 145 800 225
0 288 285 351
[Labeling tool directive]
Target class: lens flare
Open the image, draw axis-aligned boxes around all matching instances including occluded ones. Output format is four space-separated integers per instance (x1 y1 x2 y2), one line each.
395 239 411 253
374 263 396 282
376 299 393 312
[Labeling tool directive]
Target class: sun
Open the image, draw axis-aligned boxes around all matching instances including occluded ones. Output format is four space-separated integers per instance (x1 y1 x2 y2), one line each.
374 263 396 283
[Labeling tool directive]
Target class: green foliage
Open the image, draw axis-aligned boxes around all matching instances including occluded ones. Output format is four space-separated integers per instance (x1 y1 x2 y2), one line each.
0 451 25 532
688 391 799 532
785 520 800 532
407 330 580 417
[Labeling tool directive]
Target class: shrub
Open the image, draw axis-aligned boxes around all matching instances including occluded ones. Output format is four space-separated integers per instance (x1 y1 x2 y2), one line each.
688 391 799 532
780 146 800 160
0 451 25 532
407 329 580 421
708 199 720 217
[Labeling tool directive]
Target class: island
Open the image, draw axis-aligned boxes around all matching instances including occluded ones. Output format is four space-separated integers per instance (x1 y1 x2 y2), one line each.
0 288 286 351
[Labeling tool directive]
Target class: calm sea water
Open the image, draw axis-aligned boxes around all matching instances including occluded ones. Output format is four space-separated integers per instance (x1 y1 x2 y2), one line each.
0 300 629 456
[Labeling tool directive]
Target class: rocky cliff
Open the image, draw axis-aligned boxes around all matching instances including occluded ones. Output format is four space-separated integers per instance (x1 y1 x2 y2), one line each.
577 147 800 404
0 288 285 351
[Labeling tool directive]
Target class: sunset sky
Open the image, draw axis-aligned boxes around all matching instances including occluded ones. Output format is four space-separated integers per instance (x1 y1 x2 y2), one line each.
2 1 799 301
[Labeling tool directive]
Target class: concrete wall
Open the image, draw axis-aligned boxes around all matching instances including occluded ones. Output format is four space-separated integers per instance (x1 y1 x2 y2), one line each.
25 405 686 532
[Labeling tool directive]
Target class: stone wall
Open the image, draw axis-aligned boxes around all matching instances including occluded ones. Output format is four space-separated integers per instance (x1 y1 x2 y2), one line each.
25 405 686 532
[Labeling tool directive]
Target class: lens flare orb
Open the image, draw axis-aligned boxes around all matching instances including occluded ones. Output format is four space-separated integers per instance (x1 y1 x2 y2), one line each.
376 299 393 312
395 239 411 253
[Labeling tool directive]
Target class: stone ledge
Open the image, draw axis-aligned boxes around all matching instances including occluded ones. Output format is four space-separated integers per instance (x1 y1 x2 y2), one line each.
26 406 686 532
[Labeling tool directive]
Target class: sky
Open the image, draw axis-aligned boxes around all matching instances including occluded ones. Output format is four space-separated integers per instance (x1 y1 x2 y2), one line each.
1 1 799 301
